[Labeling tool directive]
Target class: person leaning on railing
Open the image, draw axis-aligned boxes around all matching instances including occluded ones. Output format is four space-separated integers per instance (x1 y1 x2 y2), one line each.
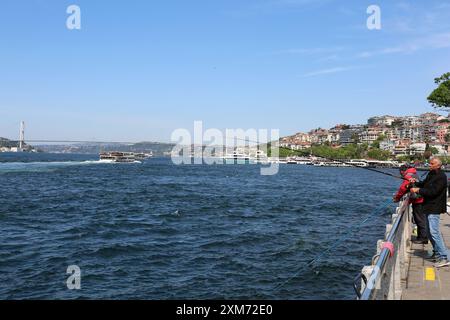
410 157 450 268
393 164 428 244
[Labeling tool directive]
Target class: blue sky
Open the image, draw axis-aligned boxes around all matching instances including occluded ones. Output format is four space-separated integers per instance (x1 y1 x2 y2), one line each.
1 0 450 142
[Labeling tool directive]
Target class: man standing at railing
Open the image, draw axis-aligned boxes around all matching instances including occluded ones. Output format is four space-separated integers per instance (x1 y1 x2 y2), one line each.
394 164 427 244
410 157 450 268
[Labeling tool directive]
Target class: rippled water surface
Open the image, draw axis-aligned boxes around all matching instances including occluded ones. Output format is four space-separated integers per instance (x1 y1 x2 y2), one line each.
0 153 400 299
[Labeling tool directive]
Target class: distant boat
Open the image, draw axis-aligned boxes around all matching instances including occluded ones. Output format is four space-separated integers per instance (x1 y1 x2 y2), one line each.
347 160 369 167
99 152 141 163
223 151 252 164
133 152 153 161
294 157 313 165
253 150 269 164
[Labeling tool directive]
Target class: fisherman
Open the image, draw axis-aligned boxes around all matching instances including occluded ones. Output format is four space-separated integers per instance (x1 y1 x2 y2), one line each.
410 157 450 268
393 164 427 244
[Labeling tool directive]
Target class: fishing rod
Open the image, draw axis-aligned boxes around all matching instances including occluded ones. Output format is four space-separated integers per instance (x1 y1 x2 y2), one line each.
227 136 422 181
303 155 406 180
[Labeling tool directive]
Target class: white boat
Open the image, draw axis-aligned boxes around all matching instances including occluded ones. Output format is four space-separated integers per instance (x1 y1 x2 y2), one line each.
134 152 153 161
294 157 313 165
99 152 141 163
253 150 269 164
347 160 369 167
223 151 252 164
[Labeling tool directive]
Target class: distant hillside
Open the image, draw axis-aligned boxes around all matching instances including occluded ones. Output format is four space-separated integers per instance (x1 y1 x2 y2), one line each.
37 141 175 156
0 137 36 151
0 137 18 148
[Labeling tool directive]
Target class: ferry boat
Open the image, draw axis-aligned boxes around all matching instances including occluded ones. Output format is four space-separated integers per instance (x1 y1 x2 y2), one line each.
99 152 141 163
223 151 252 164
347 159 369 167
294 157 313 165
253 150 269 164
134 152 153 161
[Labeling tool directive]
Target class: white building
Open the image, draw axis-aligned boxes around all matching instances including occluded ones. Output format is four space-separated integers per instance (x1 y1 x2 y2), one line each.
380 140 395 153
409 143 426 155
368 115 397 127
402 116 421 127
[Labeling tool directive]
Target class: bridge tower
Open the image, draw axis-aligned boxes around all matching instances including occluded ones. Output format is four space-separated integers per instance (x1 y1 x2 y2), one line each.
19 121 25 149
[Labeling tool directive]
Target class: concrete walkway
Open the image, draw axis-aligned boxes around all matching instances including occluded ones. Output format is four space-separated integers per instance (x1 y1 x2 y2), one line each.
403 213 450 300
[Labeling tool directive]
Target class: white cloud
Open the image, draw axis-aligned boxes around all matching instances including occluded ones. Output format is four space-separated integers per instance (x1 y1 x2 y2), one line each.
358 32 450 58
301 66 354 77
270 47 344 55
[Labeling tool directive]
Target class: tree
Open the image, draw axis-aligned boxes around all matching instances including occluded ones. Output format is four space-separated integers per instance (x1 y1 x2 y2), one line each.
372 141 380 149
390 119 403 128
359 143 369 152
372 134 386 149
397 155 413 162
428 72 450 111
430 147 439 155
367 148 390 161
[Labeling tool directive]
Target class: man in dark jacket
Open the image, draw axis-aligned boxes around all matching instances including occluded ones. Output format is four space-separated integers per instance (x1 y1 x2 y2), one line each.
394 165 427 244
411 157 449 268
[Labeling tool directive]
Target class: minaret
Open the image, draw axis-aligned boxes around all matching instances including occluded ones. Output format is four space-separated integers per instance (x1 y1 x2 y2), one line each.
19 121 25 149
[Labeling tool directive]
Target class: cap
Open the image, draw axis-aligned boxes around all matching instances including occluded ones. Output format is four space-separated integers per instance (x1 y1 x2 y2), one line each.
399 164 412 172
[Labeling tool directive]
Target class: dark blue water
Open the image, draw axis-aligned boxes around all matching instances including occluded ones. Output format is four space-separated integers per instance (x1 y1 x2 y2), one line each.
0 153 400 300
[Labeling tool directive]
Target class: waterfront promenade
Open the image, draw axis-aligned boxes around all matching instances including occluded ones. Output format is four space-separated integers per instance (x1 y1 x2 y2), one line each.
358 198 450 300
403 212 450 300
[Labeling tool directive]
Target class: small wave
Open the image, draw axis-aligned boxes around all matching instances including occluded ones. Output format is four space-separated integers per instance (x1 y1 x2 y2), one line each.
0 160 113 173
92 244 147 258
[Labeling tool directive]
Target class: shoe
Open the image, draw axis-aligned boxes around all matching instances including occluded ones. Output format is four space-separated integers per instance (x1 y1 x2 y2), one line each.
426 254 440 262
434 259 450 268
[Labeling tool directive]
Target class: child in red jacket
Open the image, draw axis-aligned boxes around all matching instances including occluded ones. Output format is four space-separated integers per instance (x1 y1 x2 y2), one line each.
394 165 428 244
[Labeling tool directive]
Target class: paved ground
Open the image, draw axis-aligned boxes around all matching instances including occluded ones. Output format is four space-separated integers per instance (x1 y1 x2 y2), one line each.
403 213 450 300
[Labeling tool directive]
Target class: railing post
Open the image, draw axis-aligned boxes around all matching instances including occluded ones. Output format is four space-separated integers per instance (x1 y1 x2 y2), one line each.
358 196 412 300
361 266 374 293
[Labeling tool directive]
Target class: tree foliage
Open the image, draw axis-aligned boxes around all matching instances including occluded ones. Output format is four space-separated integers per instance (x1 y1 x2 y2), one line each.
428 72 450 110
367 148 391 160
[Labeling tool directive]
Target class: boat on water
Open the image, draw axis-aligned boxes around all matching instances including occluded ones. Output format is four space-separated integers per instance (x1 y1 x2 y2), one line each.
347 159 369 167
99 152 143 163
133 152 153 161
294 157 313 165
253 150 269 164
223 151 252 164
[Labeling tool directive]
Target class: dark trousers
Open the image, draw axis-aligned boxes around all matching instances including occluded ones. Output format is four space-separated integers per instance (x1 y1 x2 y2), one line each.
412 203 428 241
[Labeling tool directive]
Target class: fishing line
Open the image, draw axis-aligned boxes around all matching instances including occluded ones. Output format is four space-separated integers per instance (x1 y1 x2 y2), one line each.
271 197 395 292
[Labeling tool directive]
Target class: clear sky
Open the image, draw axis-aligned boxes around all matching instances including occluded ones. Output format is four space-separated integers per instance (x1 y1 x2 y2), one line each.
1 0 450 142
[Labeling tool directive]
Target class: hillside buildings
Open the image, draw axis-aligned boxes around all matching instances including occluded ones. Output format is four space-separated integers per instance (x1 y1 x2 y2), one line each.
280 113 450 158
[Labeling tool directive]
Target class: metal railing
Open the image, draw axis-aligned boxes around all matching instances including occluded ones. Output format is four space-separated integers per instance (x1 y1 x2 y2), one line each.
355 197 412 300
